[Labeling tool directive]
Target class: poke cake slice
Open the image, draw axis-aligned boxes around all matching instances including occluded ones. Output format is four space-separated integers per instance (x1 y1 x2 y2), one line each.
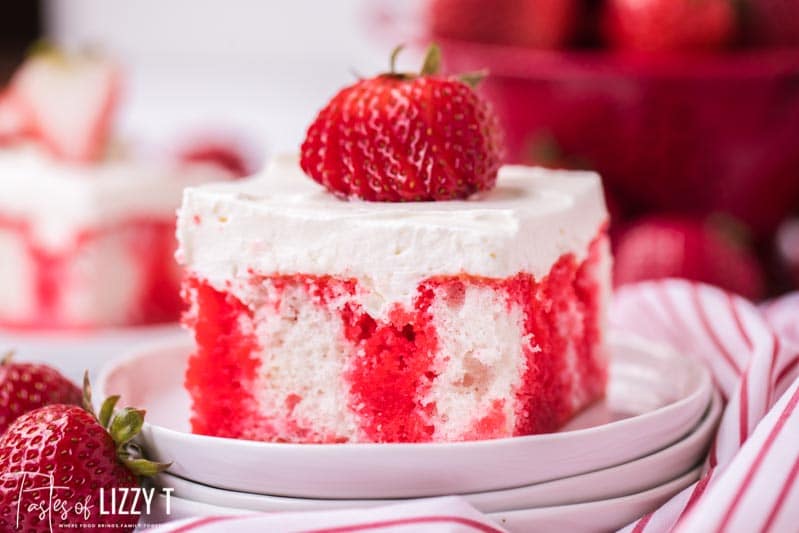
177 45 611 443
0 48 238 329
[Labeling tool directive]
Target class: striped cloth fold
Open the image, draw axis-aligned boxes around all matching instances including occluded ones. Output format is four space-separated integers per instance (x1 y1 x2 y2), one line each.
613 281 799 533
147 281 799 533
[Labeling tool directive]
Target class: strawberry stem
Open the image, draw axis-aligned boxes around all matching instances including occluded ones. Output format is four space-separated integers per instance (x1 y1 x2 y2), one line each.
82 370 99 419
120 457 170 478
389 44 405 74
27 39 59 59
110 407 145 447
383 43 484 87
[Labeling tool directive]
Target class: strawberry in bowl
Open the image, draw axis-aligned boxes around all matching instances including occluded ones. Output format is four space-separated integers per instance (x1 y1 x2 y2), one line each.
428 0 585 50
602 0 738 52
438 42 799 241
429 0 799 297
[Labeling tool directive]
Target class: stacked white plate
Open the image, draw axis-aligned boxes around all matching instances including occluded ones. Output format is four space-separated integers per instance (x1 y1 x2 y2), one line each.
98 332 718 532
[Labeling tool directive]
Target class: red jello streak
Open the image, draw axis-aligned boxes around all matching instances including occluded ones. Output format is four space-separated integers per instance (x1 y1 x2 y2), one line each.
574 236 609 401
342 295 439 443
184 278 268 439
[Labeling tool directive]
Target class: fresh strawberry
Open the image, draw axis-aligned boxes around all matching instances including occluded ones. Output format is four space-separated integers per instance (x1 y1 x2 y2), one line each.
614 216 766 300
0 90 33 144
0 375 167 532
0 353 81 435
300 44 504 201
10 46 121 163
743 0 799 46
502 0 583 49
602 0 737 52
179 137 252 178
427 0 509 44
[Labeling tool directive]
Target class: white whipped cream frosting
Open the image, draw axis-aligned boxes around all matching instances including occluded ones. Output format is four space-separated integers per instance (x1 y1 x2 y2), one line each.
0 144 231 249
177 154 609 318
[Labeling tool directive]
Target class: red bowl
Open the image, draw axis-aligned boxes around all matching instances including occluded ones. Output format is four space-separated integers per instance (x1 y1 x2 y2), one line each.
441 40 799 236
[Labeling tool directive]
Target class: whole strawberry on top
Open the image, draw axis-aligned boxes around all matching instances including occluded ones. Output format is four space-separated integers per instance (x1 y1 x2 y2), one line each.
0 374 168 532
0 353 81 435
300 44 504 202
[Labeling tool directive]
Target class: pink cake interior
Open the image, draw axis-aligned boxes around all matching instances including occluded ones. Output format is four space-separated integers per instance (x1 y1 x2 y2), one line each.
183 232 609 444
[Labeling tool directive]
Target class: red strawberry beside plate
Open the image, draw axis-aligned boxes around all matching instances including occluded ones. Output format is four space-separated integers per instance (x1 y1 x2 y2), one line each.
0 354 81 435
0 376 167 532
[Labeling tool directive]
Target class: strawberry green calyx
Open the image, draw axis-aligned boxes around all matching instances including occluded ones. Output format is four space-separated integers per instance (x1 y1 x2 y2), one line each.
98 394 121 428
26 40 104 65
457 69 488 88
27 40 61 60
419 43 442 76
385 43 486 87
81 371 170 478
388 44 406 74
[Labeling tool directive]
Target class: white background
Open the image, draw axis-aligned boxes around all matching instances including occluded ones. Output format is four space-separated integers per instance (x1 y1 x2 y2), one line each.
44 0 426 162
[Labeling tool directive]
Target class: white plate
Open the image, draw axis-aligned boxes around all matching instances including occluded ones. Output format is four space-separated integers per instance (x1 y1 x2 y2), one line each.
140 468 702 533
493 467 701 532
152 389 719 513
0 324 187 383
99 331 712 499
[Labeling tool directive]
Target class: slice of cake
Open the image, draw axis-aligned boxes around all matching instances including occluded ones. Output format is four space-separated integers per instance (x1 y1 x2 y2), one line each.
178 45 610 443
0 49 237 329
0 145 230 328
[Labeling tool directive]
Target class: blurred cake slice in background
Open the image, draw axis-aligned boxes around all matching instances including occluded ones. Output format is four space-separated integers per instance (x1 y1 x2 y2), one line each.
0 48 238 329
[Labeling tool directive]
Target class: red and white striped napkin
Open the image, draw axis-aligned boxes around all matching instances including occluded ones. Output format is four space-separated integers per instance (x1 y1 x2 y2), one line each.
148 281 799 533
613 281 799 533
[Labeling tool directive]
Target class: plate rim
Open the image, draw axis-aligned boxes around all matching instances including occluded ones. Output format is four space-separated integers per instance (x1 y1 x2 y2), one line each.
152 389 719 510
144 466 702 528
